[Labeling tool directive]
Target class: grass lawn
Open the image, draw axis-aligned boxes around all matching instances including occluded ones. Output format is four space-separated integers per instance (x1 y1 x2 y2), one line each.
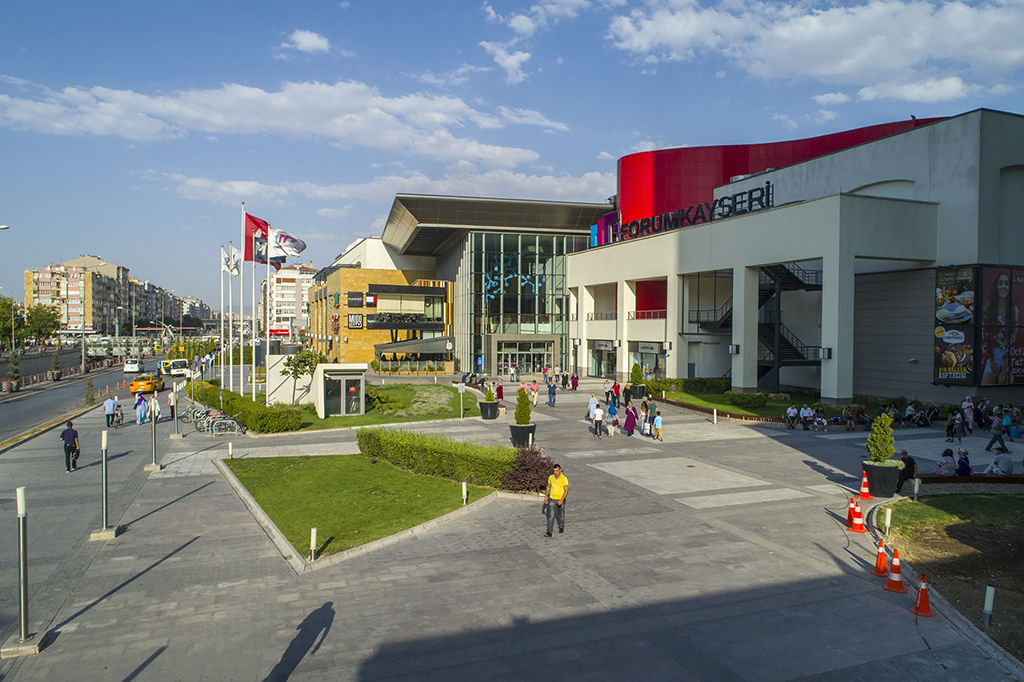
225 455 491 557
663 390 824 417
295 383 479 431
887 494 1024 537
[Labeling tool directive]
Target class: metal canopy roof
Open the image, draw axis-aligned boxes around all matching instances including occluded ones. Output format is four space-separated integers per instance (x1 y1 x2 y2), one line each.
383 194 615 256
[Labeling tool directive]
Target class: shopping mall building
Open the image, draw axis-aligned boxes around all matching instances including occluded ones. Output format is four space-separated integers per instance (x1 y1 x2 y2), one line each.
322 108 1023 403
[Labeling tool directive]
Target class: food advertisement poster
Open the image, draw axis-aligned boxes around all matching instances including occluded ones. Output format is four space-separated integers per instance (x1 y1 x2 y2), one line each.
979 267 1024 385
934 267 976 384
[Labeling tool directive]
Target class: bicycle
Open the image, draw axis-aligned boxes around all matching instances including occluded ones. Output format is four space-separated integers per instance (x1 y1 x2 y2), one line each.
113 404 124 428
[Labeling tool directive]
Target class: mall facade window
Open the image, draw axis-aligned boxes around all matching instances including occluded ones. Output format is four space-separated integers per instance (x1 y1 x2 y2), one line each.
628 341 666 380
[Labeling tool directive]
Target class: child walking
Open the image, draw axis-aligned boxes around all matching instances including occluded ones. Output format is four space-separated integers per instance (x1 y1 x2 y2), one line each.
654 410 663 441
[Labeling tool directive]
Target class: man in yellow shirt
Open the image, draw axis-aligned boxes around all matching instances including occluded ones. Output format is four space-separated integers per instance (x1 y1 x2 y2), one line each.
544 464 569 537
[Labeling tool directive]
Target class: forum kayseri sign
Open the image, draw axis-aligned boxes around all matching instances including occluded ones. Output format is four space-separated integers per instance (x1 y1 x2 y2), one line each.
602 181 775 244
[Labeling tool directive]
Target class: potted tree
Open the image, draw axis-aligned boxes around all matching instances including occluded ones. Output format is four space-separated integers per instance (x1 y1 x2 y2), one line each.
509 387 536 446
479 384 499 420
629 362 646 399
49 351 62 381
6 351 21 392
863 412 902 497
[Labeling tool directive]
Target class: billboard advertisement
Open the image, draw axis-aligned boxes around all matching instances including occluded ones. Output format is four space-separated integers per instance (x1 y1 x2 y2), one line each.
979 267 1024 385
934 267 976 384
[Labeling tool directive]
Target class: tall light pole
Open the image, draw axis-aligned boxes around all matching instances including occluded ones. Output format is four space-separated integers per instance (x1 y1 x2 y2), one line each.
132 286 136 357
115 305 123 358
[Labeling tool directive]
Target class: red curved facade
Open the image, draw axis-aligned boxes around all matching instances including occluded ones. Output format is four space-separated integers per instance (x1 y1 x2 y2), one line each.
617 118 944 224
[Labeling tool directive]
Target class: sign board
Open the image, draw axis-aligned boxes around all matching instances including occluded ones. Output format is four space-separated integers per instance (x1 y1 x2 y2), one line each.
592 340 614 351
365 294 378 307
979 266 1024 385
445 340 453 351
347 292 363 308
638 342 662 353
269 328 290 336
934 267 976 385
458 383 466 393
347 314 363 329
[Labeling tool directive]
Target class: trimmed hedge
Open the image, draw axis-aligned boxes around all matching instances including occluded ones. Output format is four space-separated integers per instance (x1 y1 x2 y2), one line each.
191 381 302 433
356 427 517 489
643 377 731 396
724 390 767 408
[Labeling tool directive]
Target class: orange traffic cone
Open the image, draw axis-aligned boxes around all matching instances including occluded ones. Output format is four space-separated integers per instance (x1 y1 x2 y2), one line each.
105 385 110 395
845 496 856 527
871 538 890 577
884 550 907 593
848 501 867 533
910 574 935 617
858 471 872 500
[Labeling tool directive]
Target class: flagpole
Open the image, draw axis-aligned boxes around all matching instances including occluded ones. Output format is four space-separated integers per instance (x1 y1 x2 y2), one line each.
266 228 272 407
228 240 234 393
219 247 225 388
239 203 246 398
251 224 257 401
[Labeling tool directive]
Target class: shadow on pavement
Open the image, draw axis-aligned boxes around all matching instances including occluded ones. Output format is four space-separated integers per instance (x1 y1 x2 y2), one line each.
263 602 334 682
123 482 214 528
122 645 166 682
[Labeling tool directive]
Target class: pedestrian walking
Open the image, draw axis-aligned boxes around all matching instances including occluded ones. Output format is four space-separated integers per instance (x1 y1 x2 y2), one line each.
654 410 663 441
603 380 612 405
646 400 658 437
985 417 1012 453
587 393 598 421
607 401 618 438
103 395 118 428
530 379 540 407
570 372 578 392
622 383 631 407
612 380 621 408
547 380 556 407
543 463 568 537
151 393 161 423
561 372 569 390
58 420 80 473
135 393 148 425
624 404 637 436
593 404 604 439
496 378 504 401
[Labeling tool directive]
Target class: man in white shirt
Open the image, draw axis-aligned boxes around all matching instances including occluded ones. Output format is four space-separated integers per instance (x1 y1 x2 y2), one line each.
798 404 814 430
983 448 1015 475
103 396 118 428
593 405 604 440
785 404 799 430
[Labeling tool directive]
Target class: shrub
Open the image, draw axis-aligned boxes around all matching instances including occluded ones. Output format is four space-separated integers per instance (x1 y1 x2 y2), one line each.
6 352 19 381
50 352 61 373
500 445 554 492
370 359 379 372
514 387 532 425
191 381 301 433
484 385 495 402
356 427 517 489
866 412 896 465
84 376 96 405
767 392 791 402
366 386 404 412
630 363 643 385
724 390 767 408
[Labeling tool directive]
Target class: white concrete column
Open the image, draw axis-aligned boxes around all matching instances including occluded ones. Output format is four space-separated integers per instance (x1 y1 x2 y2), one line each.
665 274 685 378
579 285 595 375
731 266 760 392
820 250 855 402
618 281 635 381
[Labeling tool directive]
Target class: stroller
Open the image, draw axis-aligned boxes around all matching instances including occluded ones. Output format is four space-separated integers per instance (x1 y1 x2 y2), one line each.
913 404 939 427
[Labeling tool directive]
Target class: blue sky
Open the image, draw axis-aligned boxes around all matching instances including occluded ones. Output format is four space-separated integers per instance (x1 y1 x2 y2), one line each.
3 0 1023 307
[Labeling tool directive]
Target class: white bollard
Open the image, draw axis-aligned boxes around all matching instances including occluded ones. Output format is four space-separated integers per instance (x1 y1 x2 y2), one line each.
462 481 468 505
913 477 920 502
662 390 665 399
713 408 718 425
983 586 995 627
884 507 892 535
310 527 318 561
228 442 233 459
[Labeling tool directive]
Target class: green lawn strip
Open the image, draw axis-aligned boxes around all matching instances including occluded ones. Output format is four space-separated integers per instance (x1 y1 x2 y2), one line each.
887 495 1024 539
292 384 480 431
225 455 491 557
663 390 823 417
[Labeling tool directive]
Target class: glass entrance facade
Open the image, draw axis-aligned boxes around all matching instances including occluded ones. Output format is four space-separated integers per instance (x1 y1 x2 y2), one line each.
497 340 554 377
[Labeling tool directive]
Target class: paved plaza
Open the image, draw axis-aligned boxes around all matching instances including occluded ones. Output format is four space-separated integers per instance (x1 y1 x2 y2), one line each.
0 380 1020 681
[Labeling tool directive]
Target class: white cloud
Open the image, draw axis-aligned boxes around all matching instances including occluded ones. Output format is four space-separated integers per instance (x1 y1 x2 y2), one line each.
597 150 615 160
316 206 353 219
631 140 657 152
480 41 531 84
715 70 727 78
532 164 555 172
483 3 500 22
497 105 569 131
338 49 357 58
606 1 1024 100
858 76 979 103
339 1 350 7
280 29 331 54
409 63 492 88
810 108 838 124
773 113 797 130
508 14 537 35
0 78 539 167
165 168 616 205
811 92 851 105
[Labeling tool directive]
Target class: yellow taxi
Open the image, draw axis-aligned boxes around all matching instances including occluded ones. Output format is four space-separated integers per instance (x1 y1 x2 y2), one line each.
130 374 165 394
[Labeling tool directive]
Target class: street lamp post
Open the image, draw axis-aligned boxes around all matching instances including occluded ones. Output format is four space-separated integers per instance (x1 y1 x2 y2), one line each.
116 305 123 359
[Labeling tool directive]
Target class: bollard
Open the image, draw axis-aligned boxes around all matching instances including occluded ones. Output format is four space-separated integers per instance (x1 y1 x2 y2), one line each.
662 390 665 399
983 586 995 628
462 481 468 506
228 442 233 459
310 527 318 562
884 507 892 535
913 478 920 502
144 400 162 472
100 431 109 530
16 487 29 642
713 408 718 425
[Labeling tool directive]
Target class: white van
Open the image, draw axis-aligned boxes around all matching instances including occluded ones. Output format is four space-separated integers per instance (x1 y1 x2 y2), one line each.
169 359 192 378
123 358 143 374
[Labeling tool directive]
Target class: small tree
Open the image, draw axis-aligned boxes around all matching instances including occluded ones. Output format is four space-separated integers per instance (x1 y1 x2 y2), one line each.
514 387 532 425
866 412 896 464
484 385 495 402
630 362 643 385
7 351 20 382
281 349 321 405
84 376 96 405
50 351 61 377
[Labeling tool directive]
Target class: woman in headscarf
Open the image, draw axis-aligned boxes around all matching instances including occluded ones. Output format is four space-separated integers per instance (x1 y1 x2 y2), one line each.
570 372 578 391
135 393 148 425
624 403 638 437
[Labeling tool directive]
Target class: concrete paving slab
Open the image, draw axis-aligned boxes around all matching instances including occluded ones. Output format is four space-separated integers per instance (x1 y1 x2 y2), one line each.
589 456 769 495
677 487 813 508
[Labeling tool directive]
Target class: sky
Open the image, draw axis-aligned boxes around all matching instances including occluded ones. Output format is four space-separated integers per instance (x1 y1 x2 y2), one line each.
2 0 1023 308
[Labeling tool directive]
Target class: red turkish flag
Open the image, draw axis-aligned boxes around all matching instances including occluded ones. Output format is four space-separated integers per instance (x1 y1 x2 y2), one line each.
244 213 270 261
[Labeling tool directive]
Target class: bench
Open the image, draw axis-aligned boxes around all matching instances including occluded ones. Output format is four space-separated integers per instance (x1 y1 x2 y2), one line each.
918 474 1024 484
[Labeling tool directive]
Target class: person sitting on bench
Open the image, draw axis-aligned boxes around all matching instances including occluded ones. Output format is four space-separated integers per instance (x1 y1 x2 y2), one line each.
983 448 1015 475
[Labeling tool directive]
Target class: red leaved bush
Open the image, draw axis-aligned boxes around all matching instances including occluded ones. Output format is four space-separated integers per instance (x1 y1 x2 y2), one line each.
499 445 554 492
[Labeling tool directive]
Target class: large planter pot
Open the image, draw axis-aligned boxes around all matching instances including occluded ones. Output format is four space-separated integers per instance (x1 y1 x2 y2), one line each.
509 423 537 447
631 384 646 399
863 463 900 498
480 401 499 420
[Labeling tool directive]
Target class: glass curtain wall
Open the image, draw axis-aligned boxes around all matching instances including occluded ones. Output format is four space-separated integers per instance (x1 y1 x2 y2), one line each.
469 232 585 373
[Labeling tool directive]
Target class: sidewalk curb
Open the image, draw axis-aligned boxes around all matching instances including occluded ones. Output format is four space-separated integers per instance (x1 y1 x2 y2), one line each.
866 502 1024 680
0 403 103 456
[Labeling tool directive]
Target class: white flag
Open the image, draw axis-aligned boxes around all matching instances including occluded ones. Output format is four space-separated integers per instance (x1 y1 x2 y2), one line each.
220 247 233 274
269 227 307 258
229 247 242 277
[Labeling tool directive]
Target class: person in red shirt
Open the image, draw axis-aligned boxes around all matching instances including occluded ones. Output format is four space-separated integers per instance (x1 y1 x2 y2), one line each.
612 380 621 408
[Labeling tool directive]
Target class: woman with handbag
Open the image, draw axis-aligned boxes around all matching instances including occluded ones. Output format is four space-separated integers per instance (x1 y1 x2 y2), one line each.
607 401 618 438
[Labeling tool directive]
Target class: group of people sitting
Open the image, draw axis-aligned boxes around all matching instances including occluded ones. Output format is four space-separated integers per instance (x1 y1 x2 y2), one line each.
930 447 1016 476
783 396 1020 435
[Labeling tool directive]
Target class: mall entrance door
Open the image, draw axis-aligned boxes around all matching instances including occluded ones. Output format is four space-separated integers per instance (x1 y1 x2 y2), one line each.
497 341 553 377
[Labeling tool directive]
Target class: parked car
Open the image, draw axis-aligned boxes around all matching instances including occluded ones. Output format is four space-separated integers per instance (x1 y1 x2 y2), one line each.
123 358 143 374
169 359 192 378
130 374 165 394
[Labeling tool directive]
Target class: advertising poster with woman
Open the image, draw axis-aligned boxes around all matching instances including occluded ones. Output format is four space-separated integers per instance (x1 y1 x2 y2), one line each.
979 268 1020 385
934 267 975 385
